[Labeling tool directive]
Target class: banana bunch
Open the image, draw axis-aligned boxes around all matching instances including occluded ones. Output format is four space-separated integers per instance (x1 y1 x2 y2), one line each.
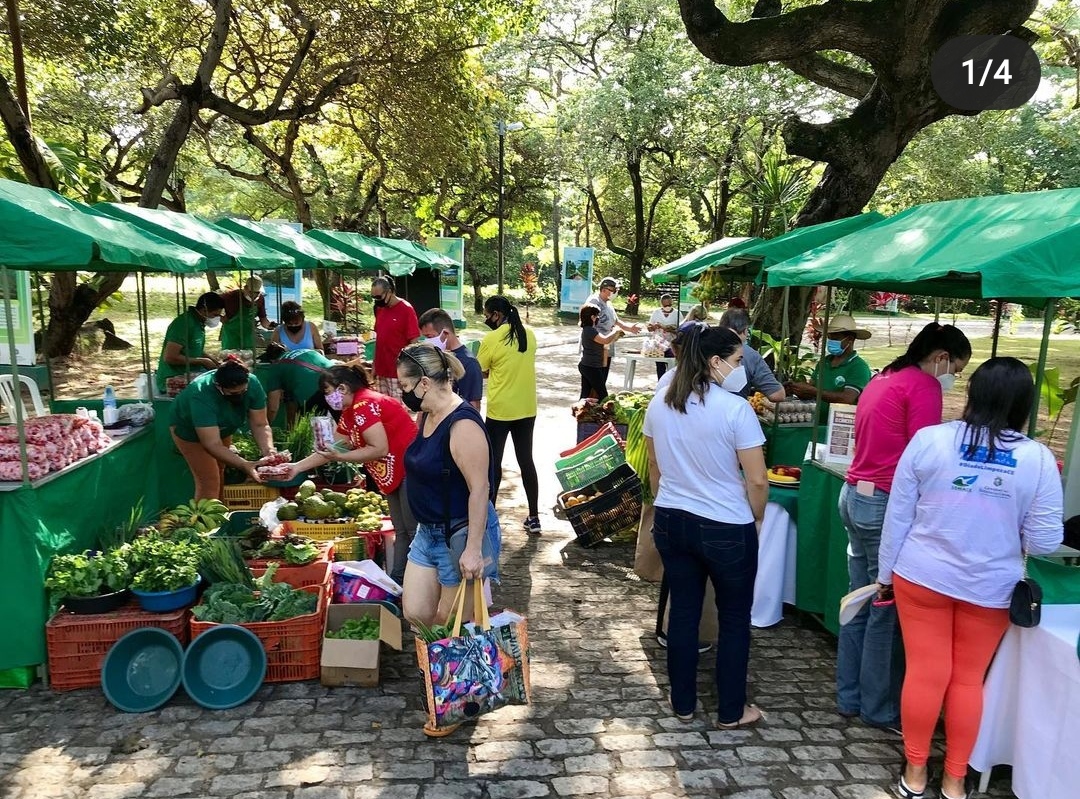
159 498 230 533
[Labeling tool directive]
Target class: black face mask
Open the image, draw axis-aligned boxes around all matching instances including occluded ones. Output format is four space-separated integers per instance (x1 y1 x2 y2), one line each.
285 324 303 334
401 384 424 413
373 296 387 309
484 315 500 330
222 391 247 406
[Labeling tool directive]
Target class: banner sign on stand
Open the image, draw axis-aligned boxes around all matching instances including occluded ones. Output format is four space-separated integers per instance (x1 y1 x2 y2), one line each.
559 247 595 314
825 404 857 466
679 282 699 315
428 237 465 320
0 269 35 366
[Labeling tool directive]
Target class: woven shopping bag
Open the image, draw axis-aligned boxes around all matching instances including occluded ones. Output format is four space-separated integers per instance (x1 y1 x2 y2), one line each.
415 580 530 732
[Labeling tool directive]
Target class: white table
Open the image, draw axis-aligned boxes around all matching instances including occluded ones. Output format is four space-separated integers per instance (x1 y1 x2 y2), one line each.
622 354 676 390
751 502 798 628
969 603 1080 798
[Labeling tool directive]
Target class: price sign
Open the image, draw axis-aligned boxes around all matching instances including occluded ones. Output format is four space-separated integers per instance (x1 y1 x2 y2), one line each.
931 35 1041 111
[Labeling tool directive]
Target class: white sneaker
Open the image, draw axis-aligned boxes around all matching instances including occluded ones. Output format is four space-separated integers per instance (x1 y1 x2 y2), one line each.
656 633 712 653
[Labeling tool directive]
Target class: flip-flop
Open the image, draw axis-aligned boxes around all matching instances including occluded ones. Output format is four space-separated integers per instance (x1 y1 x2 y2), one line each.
422 722 462 738
716 704 766 729
668 698 694 723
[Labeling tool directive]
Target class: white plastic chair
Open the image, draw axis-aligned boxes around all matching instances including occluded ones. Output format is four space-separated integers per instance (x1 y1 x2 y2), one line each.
0 374 46 423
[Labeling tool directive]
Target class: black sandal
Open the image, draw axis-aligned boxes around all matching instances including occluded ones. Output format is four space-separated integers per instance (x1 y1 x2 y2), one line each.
893 774 924 799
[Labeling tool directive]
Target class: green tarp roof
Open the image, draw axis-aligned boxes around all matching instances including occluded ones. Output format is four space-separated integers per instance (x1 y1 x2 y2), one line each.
0 179 205 273
647 237 760 282
729 213 887 281
306 230 422 275
93 204 295 272
215 218 365 271
375 237 458 269
766 189 1080 305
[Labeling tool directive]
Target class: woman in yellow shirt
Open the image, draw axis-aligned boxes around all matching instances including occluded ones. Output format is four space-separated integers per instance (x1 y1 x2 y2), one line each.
477 296 540 535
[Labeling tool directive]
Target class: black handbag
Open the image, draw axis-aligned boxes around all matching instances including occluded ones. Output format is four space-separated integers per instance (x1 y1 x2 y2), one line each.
1008 552 1042 628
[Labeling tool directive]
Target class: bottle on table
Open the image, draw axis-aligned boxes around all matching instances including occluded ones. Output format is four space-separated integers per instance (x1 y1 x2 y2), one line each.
102 385 118 425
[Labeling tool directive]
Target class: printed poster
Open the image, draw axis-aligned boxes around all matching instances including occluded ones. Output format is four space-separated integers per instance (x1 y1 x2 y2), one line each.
825 403 857 466
428 237 465 320
559 247 594 314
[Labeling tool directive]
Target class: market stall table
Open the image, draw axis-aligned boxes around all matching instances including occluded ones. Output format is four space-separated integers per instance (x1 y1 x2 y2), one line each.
0 426 165 674
969 603 1080 799
794 459 850 634
622 353 676 390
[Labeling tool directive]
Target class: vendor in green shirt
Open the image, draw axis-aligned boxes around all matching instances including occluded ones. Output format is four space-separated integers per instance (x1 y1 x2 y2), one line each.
786 313 873 418
170 360 276 500
256 342 336 425
156 292 226 394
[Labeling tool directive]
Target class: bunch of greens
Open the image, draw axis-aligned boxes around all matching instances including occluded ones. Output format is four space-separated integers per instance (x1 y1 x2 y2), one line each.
611 392 652 425
127 535 202 592
326 616 380 640
45 547 133 599
412 613 458 644
191 563 318 623
199 537 255 588
276 411 316 461
98 499 147 551
225 435 262 484
283 541 319 565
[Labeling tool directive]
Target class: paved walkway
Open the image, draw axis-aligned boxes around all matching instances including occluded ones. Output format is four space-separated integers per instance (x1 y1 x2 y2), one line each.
1 328 1020 799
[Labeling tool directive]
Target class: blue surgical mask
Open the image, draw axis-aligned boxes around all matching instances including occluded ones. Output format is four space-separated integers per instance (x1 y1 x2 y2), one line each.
826 339 844 356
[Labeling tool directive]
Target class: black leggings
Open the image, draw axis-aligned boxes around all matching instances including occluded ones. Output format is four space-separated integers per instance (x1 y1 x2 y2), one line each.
578 363 608 400
485 416 540 517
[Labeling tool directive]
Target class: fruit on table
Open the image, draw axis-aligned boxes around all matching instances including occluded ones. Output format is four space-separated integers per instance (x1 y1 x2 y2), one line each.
767 466 801 483
278 501 301 521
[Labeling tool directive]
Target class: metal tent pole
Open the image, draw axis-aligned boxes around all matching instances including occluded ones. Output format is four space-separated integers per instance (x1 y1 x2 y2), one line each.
33 273 56 401
1029 300 1056 438
934 297 941 323
137 273 153 400
810 286 833 463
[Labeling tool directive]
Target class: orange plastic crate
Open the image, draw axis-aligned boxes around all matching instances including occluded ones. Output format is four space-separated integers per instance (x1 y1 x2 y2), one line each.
222 483 280 510
250 560 331 589
46 602 190 692
245 540 334 572
189 584 327 683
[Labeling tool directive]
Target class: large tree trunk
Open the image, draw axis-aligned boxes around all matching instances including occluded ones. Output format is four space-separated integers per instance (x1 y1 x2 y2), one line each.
0 74 53 189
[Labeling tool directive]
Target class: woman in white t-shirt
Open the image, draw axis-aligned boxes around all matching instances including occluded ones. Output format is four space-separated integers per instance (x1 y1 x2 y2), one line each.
879 357 1063 799
643 325 768 728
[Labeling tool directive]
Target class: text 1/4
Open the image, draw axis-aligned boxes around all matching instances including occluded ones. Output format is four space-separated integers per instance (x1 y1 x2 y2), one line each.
962 59 1011 86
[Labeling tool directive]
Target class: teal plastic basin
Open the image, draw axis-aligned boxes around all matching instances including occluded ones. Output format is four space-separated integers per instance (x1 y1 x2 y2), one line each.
101 628 184 713
182 625 267 710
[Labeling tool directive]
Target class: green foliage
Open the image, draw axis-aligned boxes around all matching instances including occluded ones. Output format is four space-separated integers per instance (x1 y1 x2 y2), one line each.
753 330 818 383
1029 363 1080 445
191 563 318 623
45 553 106 598
327 616 381 640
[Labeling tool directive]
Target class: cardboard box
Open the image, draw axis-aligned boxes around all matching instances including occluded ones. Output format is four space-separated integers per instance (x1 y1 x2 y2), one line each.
321 603 403 688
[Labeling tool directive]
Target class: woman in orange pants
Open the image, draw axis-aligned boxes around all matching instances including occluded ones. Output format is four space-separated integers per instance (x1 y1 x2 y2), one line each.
877 358 1063 799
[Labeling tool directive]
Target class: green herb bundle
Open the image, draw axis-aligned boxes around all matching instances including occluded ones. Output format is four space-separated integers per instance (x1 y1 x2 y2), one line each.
326 616 380 640
191 563 318 623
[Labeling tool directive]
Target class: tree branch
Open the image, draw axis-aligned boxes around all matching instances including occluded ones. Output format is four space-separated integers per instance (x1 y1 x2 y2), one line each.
781 54 875 99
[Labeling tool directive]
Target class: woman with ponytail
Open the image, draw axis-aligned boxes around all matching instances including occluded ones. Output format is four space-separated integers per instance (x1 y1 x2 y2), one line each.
643 325 768 728
477 296 542 535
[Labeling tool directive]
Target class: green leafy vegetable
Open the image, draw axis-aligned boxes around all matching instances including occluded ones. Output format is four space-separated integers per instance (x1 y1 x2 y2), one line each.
45 553 105 598
283 541 319 565
192 568 318 624
327 616 380 640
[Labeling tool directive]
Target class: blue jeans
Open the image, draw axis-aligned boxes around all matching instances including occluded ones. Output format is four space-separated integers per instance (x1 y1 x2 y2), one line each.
836 482 904 726
653 506 758 724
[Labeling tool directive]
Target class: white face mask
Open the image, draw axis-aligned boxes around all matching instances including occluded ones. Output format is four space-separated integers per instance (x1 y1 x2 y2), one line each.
714 359 748 394
204 315 222 330
424 334 447 351
935 358 957 392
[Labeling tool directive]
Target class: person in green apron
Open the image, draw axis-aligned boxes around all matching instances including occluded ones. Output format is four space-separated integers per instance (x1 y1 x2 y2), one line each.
220 276 273 351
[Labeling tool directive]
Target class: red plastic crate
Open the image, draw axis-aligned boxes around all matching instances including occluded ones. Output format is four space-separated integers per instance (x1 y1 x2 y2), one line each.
250 560 331 589
245 540 334 572
189 584 327 683
46 602 190 692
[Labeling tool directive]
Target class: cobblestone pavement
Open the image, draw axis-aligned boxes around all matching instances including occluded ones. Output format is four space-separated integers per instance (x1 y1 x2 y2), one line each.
1 327 1020 799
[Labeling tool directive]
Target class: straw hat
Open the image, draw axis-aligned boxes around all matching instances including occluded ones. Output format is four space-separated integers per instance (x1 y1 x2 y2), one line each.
826 313 871 340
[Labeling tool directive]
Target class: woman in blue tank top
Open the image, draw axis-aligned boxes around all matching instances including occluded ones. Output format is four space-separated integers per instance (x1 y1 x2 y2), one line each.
397 344 500 642
271 301 323 353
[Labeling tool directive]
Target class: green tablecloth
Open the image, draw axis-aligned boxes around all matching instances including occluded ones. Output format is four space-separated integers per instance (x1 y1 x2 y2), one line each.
0 428 162 671
795 460 849 635
764 424 815 468
767 484 799 523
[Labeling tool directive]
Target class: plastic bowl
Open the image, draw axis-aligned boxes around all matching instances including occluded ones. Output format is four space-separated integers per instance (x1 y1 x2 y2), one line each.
182 624 267 710
131 575 202 613
101 627 184 713
63 589 129 615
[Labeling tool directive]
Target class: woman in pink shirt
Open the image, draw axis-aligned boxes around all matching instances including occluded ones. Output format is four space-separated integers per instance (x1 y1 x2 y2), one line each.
835 322 971 733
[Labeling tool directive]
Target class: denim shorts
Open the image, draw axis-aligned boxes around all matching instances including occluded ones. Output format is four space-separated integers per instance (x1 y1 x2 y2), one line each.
407 501 501 586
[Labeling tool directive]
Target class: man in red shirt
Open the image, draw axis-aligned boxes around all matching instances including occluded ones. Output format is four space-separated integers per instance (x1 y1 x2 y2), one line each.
371 276 420 399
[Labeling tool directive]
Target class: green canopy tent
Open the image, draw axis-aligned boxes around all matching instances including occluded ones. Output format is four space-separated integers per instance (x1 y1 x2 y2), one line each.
0 180 208 439
768 187 1080 434
306 230 420 275
215 218 365 271
646 236 761 283
375 237 459 269
92 204 298 352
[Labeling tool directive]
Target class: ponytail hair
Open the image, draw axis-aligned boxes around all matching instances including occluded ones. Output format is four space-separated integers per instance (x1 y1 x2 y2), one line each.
485 295 528 353
214 358 251 388
665 325 741 413
883 321 972 374
320 364 372 393
397 343 465 384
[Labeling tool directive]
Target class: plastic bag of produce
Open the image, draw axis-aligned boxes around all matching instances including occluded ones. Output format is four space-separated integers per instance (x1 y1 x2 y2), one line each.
260 497 290 530
311 415 337 452
331 560 402 603
117 402 155 426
